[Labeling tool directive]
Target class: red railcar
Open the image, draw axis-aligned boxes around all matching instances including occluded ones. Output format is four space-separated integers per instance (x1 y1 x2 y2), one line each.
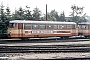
8 20 78 39
78 22 90 38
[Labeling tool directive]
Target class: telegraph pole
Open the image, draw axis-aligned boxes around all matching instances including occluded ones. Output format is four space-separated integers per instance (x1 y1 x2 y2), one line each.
46 4 47 21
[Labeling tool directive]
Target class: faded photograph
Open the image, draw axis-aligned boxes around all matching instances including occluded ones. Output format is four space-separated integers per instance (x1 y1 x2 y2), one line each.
0 0 90 60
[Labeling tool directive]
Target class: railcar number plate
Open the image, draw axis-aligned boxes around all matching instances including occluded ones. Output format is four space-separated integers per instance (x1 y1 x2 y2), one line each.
32 30 53 34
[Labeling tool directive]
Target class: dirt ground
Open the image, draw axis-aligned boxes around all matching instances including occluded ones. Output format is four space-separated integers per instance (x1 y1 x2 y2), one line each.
0 52 89 60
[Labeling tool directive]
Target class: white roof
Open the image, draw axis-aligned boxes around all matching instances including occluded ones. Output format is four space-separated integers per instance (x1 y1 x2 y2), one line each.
10 20 76 24
78 22 90 24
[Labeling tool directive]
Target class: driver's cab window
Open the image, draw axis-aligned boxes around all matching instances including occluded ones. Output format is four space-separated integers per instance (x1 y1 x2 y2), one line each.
82 25 88 28
9 23 17 28
78 24 88 28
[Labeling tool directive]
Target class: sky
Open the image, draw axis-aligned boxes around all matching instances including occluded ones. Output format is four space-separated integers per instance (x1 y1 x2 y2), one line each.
0 0 90 17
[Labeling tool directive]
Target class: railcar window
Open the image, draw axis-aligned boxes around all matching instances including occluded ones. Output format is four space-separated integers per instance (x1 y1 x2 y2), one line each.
82 25 88 28
59 25 65 29
40 24 46 29
9 23 17 28
77 25 81 28
24 23 31 29
47 25 53 29
54 25 58 29
66 25 71 29
32 24 38 29
13 23 17 28
78 24 88 28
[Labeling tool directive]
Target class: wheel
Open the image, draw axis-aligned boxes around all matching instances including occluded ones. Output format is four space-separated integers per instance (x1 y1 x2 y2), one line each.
61 37 64 39
84 36 88 38
21 38 30 40
64 37 68 40
60 37 68 40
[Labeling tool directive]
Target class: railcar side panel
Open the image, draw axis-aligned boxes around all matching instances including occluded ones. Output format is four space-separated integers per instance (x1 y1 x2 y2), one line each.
8 20 78 38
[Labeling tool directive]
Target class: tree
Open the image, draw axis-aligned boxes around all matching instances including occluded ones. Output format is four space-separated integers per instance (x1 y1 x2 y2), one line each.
24 5 33 20
6 5 11 20
32 7 41 20
70 4 87 23
0 3 6 22
12 7 25 20
50 9 59 21
5 5 11 26
59 11 66 21
41 13 56 21
0 3 11 27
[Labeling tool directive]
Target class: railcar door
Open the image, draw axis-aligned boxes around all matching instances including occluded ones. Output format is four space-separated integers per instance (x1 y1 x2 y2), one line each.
18 23 23 38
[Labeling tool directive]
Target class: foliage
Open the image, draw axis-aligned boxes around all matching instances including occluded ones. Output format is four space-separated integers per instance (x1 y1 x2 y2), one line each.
59 11 66 21
32 7 41 20
41 13 56 21
6 6 11 21
25 6 33 20
42 10 66 21
70 4 87 23
12 7 25 20
0 3 88 24
0 3 6 22
0 3 11 27
49 10 59 21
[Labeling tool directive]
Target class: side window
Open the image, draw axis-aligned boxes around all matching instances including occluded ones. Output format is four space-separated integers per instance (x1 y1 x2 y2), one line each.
59 25 65 29
66 25 71 29
77 25 81 28
24 23 31 29
47 24 53 29
77 24 88 28
40 24 46 29
32 24 38 29
82 25 88 28
54 25 58 29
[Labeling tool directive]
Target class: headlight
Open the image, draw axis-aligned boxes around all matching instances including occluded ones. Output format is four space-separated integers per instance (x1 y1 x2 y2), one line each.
9 30 11 33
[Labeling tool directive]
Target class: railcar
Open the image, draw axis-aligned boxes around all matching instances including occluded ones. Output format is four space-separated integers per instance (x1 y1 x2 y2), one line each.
8 20 78 39
78 22 90 38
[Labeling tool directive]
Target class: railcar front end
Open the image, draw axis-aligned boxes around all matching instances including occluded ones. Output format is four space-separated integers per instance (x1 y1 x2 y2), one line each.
78 22 90 38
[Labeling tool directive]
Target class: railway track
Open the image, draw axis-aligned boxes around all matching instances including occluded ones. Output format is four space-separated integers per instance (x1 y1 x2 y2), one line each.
0 38 90 59
0 37 90 44
0 44 90 53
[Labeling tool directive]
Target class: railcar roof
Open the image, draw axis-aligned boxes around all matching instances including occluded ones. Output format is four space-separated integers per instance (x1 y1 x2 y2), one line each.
10 20 76 24
78 22 90 24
